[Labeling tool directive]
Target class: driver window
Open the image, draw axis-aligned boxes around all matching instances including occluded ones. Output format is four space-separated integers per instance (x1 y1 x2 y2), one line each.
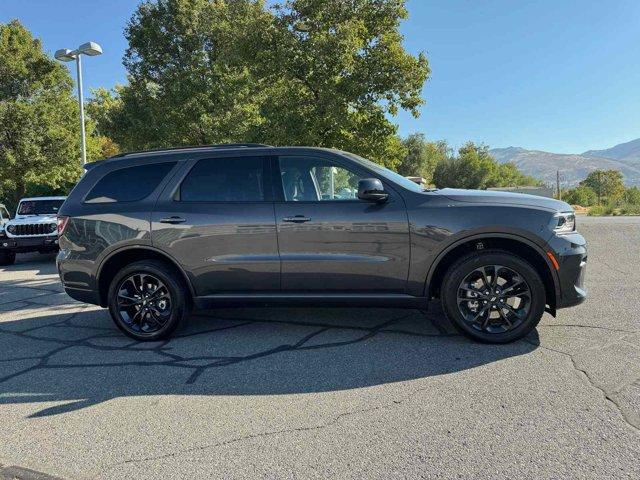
279 157 361 202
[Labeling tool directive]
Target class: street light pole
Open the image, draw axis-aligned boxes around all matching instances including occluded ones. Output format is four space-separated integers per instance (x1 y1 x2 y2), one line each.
75 55 87 165
55 42 102 167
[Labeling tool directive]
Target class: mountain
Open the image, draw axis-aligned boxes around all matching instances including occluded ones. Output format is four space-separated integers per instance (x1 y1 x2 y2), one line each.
582 138 640 164
490 138 640 186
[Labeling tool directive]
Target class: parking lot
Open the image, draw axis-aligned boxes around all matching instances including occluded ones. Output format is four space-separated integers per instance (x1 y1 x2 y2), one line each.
0 216 638 479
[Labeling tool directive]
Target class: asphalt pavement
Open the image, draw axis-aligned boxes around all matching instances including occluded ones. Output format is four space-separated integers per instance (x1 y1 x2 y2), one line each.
0 215 638 479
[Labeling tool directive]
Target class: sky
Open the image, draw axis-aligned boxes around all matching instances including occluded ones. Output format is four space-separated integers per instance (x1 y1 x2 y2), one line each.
2 0 639 154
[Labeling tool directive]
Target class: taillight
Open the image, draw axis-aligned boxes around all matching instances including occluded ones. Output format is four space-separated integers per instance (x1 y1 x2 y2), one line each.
57 216 70 235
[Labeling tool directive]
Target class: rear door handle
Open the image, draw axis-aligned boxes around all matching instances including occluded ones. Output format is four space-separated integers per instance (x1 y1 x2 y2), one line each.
160 216 186 224
282 215 311 223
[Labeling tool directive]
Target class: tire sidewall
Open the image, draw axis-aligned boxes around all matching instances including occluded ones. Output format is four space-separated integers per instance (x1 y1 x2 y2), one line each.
107 260 188 341
442 251 546 343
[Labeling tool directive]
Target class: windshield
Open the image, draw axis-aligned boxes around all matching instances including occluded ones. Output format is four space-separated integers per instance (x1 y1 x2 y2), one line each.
17 200 64 216
339 151 427 193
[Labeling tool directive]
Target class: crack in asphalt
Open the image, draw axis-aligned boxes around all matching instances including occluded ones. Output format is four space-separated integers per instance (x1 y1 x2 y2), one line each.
524 338 640 433
111 375 435 467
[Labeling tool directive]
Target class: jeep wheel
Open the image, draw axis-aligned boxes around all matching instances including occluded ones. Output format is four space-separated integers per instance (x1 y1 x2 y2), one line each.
441 250 546 343
108 260 190 341
0 251 16 266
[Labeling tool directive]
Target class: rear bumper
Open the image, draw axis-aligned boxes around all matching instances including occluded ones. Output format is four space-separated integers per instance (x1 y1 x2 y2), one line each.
0 235 59 253
64 286 101 305
553 233 587 309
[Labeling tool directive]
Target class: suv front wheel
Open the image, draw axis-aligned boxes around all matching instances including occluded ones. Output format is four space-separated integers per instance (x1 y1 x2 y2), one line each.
441 250 546 343
108 260 190 341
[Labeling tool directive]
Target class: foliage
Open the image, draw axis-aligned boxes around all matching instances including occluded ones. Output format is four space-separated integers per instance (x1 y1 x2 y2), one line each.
93 0 430 169
0 20 98 211
562 185 597 207
587 205 607 216
579 169 625 204
587 202 640 216
396 134 447 183
623 186 640 205
431 142 539 189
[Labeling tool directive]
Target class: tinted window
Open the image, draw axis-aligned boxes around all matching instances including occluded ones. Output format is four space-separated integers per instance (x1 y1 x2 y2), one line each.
17 200 64 215
180 157 265 202
279 157 361 202
86 162 176 203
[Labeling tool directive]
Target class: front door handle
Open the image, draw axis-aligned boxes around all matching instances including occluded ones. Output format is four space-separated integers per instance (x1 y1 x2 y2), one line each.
282 215 311 223
160 216 186 224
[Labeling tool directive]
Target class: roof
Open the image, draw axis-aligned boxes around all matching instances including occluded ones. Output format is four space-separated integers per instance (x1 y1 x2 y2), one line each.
18 196 67 202
84 144 337 170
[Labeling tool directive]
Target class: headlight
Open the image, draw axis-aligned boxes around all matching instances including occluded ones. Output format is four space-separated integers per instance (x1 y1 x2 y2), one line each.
48 223 57 234
6 225 16 235
553 212 576 234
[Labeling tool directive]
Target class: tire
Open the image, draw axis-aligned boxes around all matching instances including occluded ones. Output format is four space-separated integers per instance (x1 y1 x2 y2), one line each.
0 250 16 266
107 259 191 341
441 250 546 343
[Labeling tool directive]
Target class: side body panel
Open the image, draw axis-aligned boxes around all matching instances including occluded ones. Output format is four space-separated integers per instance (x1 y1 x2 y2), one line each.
402 191 561 297
273 154 411 293
150 154 280 296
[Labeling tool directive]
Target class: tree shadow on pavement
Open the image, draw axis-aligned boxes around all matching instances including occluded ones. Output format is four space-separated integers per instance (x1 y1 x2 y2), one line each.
0 302 539 417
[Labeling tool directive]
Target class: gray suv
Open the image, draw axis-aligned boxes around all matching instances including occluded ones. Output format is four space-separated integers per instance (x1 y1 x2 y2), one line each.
56 144 587 343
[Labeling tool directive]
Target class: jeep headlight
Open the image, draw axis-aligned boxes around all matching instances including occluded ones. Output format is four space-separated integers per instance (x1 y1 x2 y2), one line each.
6 225 16 235
48 223 57 234
552 212 576 234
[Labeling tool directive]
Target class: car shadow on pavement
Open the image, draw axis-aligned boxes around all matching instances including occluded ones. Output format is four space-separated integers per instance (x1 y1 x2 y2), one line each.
0 302 539 418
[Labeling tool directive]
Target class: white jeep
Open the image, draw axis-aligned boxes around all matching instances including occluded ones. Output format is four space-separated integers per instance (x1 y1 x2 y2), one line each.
0 196 66 266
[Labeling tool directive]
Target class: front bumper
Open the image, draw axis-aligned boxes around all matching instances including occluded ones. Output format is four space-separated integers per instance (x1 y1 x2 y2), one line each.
0 235 59 253
550 232 587 309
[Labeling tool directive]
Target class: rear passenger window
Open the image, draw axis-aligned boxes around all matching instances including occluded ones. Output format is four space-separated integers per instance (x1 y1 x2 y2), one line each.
85 163 176 203
179 157 265 202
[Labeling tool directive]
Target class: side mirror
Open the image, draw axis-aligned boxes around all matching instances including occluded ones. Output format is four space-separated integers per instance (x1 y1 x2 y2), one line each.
358 178 389 203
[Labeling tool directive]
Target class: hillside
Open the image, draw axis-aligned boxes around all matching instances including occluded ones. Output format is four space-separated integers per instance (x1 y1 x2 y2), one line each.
582 138 640 164
490 139 640 186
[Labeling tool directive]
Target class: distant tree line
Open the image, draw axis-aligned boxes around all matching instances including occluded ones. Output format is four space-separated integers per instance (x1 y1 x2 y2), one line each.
396 134 540 189
562 170 640 215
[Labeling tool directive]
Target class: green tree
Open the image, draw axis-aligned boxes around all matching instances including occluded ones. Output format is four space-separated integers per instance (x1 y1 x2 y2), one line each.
624 186 640 205
432 142 497 189
563 185 597 206
256 0 430 168
99 0 429 168
104 0 271 151
396 134 448 183
493 162 540 188
0 20 92 210
432 142 539 189
579 169 625 204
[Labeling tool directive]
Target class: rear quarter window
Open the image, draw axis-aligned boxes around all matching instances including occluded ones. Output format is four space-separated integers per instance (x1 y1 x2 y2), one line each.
85 162 177 203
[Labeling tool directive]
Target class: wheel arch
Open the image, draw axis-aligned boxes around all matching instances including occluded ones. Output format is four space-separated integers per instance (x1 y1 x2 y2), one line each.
426 233 559 314
97 246 194 307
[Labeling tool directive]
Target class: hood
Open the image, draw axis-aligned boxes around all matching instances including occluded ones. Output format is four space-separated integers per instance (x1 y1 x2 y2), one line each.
435 188 572 212
8 214 58 225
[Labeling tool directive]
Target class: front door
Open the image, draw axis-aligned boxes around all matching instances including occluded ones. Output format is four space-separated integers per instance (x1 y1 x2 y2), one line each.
274 155 410 292
152 155 279 297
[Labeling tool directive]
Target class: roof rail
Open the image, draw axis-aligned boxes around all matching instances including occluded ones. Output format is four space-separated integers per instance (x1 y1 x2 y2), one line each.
111 143 272 158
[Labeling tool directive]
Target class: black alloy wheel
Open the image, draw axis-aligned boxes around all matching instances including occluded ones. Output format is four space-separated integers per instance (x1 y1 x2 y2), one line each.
456 265 531 334
116 273 172 335
441 250 546 343
108 260 190 340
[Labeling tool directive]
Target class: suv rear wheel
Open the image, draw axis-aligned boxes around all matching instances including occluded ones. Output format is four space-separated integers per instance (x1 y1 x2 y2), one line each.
441 250 546 343
107 260 190 341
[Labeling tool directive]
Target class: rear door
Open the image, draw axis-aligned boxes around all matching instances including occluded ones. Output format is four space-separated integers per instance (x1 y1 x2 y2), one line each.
274 154 411 292
151 154 279 297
